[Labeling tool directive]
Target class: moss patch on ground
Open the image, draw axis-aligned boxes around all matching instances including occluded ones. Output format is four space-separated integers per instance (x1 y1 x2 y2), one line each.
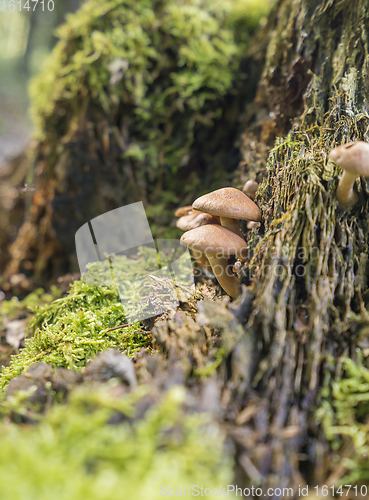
0 384 233 500
0 279 146 392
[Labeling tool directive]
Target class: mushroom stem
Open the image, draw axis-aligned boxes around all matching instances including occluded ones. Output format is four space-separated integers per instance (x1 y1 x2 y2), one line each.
206 254 240 299
336 170 358 207
191 249 213 277
219 216 242 237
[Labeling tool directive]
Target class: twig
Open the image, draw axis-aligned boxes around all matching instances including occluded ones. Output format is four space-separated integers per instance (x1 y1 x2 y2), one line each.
104 323 129 332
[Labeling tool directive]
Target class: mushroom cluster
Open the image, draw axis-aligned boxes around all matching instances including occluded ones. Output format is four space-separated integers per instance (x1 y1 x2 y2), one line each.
329 141 369 207
173 141 369 296
175 187 261 298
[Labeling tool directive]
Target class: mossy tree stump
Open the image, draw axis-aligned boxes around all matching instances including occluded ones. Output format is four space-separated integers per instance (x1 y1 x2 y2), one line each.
232 0 369 488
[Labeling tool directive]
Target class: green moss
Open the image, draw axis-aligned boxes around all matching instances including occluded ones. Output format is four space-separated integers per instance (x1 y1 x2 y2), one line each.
242 71 369 385
0 241 200 392
12 0 275 275
0 279 146 393
233 68 369 482
317 351 369 484
0 384 233 500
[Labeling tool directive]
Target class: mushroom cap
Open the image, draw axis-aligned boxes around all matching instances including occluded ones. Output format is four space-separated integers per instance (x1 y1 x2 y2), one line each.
176 212 219 231
174 205 195 217
329 141 369 176
180 224 247 257
242 180 259 200
192 187 261 222
176 213 198 231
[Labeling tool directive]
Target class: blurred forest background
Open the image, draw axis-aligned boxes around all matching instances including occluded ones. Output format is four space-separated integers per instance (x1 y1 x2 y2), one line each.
0 0 82 167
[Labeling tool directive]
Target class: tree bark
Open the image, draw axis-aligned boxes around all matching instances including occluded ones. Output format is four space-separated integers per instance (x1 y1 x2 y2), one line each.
230 0 369 490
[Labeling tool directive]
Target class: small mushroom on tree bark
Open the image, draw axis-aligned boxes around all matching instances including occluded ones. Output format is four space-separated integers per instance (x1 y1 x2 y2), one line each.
329 141 369 207
180 224 248 299
192 187 261 237
242 179 259 200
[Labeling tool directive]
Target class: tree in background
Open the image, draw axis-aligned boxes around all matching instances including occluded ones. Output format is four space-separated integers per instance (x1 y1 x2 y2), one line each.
0 0 270 280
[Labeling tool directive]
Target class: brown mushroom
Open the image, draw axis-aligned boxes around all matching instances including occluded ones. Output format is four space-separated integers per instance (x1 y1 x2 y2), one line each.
242 180 259 200
176 212 219 275
329 141 369 207
191 249 212 274
176 212 219 231
174 205 195 217
180 224 247 298
247 221 259 230
192 187 261 237
176 212 200 231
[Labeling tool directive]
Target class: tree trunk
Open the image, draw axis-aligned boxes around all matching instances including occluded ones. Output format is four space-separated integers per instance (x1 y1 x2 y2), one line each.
1 0 249 287
230 0 369 490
